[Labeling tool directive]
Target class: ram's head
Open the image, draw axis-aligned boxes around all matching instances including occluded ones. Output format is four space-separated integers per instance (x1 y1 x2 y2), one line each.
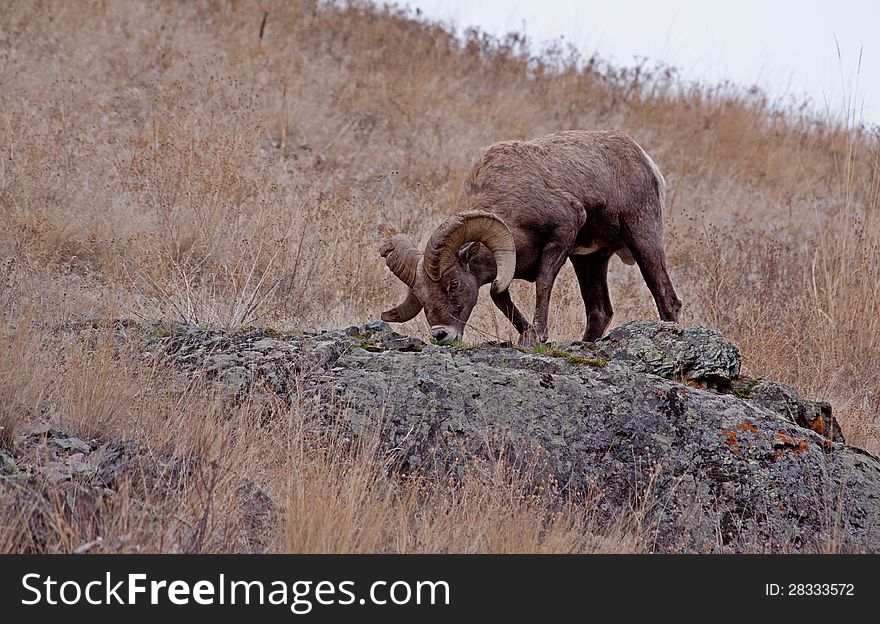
380 211 516 343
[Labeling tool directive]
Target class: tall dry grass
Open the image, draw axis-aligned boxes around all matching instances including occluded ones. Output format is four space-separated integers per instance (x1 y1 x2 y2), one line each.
1 0 879 552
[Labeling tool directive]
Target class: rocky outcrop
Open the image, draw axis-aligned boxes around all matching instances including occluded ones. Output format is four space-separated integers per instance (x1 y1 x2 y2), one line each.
1 422 278 553
154 319 879 553
599 321 843 442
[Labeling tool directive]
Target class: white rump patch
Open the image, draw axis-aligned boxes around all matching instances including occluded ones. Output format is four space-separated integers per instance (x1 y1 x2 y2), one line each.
635 142 667 208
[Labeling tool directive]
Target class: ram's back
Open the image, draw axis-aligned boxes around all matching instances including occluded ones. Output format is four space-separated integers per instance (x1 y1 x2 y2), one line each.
457 130 662 236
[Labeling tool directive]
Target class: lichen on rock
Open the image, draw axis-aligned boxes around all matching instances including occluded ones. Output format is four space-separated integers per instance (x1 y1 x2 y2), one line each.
597 320 742 385
130 318 880 552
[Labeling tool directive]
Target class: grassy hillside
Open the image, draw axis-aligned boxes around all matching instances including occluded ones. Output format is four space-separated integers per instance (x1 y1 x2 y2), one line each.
1 0 878 552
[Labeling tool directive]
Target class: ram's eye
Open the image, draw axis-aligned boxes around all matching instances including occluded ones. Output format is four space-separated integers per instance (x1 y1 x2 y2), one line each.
449 279 459 289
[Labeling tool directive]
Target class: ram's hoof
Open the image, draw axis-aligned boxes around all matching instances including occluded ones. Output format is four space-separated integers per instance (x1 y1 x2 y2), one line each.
517 329 545 348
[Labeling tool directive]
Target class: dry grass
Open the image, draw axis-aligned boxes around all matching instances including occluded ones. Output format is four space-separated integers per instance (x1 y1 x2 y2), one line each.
284 421 645 553
1 0 879 552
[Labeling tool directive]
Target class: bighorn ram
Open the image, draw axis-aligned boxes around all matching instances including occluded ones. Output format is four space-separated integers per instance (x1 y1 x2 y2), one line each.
379 130 682 345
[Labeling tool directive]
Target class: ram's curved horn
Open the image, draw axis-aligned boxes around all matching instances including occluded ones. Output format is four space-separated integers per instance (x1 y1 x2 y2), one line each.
381 290 422 323
379 234 420 287
423 211 516 293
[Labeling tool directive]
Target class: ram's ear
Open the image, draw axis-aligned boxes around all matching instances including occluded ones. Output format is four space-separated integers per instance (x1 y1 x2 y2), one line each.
457 241 482 266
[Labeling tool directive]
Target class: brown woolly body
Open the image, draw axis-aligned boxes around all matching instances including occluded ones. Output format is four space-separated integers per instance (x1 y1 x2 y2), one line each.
458 130 659 283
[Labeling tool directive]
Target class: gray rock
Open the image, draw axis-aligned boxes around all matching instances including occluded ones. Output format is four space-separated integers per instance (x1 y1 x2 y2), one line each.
364 320 391 332
732 377 844 442
598 320 741 385
324 348 878 552
151 319 877 552
51 437 92 454
1 452 17 475
26 423 64 438
251 338 282 351
237 480 280 552
39 460 95 483
91 440 141 487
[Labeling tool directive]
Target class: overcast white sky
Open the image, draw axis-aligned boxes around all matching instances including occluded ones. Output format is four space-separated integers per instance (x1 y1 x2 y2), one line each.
405 0 878 125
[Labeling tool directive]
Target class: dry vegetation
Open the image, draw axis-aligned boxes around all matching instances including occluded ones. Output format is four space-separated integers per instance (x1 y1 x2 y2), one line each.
1 0 878 552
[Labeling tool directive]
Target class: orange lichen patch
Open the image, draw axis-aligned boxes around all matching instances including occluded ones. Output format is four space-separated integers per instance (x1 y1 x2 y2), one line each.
774 449 784 459
809 418 826 435
775 432 810 454
736 420 759 434
685 379 707 390
719 428 740 453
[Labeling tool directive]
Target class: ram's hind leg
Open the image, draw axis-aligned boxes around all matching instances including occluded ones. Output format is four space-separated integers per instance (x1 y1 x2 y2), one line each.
621 216 682 322
570 252 613 341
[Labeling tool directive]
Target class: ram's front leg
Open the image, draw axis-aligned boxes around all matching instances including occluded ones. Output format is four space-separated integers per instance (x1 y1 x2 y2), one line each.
518 242 570 346
491 288 532 336
517 279 553 346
